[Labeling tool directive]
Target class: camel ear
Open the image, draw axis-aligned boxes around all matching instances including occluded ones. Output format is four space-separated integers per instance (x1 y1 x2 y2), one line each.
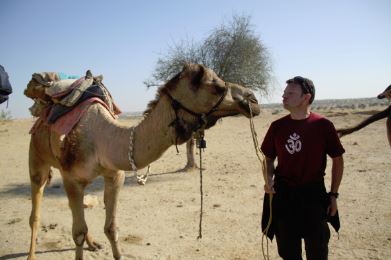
190 64 205 88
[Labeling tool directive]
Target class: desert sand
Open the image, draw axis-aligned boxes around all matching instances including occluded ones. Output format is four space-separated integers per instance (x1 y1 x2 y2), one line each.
0 108 390 260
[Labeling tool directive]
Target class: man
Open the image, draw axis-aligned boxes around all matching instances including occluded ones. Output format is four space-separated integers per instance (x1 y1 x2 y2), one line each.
261 76 344 260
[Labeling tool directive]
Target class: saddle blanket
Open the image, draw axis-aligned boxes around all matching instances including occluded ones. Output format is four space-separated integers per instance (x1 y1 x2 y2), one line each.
30 97 116 136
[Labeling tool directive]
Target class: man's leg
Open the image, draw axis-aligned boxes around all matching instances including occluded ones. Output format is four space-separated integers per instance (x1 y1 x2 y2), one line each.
303 203 330 260
275 216 303 260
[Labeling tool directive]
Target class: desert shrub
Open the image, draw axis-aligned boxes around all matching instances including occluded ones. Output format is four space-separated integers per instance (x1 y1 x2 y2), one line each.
272 109 281 115
358 103 366 109
0 109 12 121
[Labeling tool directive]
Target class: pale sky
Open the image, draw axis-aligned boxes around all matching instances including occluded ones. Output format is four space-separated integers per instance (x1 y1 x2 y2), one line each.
1 0 390 118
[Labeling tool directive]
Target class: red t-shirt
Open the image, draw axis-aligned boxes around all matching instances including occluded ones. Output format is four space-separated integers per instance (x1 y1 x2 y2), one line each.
261 112 345 186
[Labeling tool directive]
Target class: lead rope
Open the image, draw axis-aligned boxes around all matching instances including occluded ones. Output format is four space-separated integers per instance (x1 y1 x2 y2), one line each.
196 130 206 239
128 126 137 173
248 104 272 260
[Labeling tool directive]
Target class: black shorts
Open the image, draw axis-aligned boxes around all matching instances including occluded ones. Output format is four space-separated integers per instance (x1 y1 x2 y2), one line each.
273 181 330 260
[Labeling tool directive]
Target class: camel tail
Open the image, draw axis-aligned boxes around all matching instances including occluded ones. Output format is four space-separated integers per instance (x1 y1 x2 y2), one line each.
337 106 391 137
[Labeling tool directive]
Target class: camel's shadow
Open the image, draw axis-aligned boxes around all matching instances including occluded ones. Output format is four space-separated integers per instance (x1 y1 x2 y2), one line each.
0 248 74 260
0 169 187 198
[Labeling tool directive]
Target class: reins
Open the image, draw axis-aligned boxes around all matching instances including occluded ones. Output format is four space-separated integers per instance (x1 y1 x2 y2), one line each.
165 86 227 240
248 104 272 260
195 130 206 239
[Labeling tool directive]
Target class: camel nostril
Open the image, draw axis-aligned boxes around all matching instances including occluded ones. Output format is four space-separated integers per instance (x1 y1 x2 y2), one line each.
246 94 258 104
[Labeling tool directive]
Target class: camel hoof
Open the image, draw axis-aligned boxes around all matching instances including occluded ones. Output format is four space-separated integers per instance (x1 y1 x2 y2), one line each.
178 164 204 172
27 255 36 260
136 175 147 185
86 241 103 251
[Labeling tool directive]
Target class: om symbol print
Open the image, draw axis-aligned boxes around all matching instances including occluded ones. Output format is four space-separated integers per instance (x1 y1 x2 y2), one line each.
285 133 302 154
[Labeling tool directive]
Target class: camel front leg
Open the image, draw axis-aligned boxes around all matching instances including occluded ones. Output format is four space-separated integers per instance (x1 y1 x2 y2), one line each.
63 178 88 260
104 171 125 260
179 138 199 171
28 164 51 260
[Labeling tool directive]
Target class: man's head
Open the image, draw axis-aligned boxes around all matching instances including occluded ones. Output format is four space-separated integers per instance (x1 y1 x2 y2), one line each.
282 76 315 110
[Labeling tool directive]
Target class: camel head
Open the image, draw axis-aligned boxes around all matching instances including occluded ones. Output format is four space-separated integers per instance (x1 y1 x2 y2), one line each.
145 63 260 143
377 84 391 101
164 63 260 117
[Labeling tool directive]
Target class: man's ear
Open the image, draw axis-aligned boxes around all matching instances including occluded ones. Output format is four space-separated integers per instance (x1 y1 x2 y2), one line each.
304 93 312 104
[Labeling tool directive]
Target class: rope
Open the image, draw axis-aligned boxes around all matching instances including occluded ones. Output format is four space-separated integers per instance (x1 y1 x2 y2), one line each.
197 131 206 239
128 127 137 171
197 139 204 239
248 104 272 260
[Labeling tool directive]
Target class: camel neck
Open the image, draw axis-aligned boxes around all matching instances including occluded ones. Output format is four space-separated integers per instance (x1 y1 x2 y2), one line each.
131 96 176 169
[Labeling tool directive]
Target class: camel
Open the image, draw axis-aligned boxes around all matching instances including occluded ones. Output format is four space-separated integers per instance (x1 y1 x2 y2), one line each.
24 63 260 260
337 84 391 147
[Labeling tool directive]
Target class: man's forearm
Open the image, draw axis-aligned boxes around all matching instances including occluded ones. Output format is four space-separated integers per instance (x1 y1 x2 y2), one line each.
264 157 275 186
330 156 344 193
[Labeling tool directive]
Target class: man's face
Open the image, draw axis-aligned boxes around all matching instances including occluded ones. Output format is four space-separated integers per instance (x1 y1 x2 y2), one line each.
282 83 309 110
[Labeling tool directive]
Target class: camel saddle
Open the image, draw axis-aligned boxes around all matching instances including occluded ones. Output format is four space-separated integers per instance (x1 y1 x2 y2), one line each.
30 70 121 122
28 70 121 135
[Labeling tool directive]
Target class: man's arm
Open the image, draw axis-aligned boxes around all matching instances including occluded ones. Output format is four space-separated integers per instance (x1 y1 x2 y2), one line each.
329 155 344 216
263 156 276 194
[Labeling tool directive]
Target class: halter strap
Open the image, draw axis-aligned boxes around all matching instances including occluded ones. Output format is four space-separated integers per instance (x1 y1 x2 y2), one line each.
165 84 228 149
166 85 228 119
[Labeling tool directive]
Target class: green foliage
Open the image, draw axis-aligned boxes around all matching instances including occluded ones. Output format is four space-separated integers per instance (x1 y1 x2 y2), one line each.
0 109 12 121
145 14 272 95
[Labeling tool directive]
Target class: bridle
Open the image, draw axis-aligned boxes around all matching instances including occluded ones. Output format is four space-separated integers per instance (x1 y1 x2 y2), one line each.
166 83 228 132
127 82 228 172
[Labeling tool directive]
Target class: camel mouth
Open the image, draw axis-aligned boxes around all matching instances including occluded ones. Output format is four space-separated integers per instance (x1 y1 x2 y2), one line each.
211 100 260 119
239 100 260 118
377 94 385 99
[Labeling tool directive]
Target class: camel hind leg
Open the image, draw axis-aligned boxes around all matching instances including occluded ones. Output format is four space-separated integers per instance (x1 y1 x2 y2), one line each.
63 177 89 260
103 171 125 260
28 159 52 260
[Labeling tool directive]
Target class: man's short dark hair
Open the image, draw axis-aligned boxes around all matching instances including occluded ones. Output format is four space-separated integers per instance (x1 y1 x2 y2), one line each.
286 76 315 104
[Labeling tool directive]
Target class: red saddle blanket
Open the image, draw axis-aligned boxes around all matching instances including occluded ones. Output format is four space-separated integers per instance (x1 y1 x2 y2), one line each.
30 97 117 135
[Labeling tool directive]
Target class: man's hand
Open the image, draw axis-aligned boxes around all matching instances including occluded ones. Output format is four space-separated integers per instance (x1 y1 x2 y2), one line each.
327 196 338 216
264 179 276 194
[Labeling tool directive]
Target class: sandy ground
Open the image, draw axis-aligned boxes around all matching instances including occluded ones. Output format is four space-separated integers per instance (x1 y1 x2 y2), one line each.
0 108 390 260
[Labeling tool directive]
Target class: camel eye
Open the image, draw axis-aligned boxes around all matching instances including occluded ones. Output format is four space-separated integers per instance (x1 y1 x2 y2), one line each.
214 85 226 95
